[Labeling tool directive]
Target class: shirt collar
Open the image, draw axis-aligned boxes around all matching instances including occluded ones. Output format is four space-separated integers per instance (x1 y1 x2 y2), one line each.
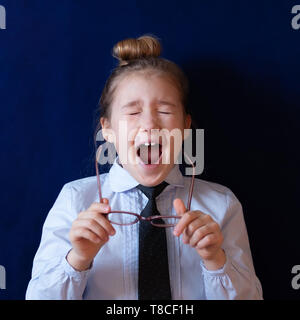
108 157 185 192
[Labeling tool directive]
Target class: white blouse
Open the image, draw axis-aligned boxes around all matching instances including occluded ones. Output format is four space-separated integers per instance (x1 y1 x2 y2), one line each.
26 158 263 300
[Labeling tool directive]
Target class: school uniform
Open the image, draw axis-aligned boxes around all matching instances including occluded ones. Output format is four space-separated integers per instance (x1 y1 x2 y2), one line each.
26 157 263 300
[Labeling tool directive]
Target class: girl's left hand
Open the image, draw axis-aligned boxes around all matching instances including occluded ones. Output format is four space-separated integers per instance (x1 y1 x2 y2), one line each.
173 198 226 270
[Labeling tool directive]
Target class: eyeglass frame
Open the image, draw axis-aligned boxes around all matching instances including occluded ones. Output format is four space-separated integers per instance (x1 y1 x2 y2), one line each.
95 144 195 227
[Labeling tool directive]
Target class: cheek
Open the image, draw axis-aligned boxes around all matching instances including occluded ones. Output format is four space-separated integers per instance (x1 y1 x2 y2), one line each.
166 110 187 128
110 119 138 152
164 116 185 132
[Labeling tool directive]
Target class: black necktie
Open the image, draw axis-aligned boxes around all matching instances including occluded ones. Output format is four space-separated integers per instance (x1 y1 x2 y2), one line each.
136 181 172 300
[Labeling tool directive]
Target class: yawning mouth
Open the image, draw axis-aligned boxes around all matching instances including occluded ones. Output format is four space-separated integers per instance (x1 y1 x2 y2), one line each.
136 141 163 165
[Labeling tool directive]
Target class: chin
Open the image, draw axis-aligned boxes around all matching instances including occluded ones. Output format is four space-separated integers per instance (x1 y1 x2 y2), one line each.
129 162 173 187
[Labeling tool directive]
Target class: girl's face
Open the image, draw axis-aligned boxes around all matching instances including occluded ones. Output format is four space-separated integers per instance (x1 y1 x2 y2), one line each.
101 72 191 186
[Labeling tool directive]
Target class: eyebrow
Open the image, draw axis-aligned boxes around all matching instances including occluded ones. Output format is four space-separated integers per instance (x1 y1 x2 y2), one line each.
121 99 177 109
121 100 141 109
157 100 177 107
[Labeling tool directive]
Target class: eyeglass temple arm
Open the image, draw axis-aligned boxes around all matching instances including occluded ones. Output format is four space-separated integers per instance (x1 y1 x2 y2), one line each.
95 145 103 203
183 151 195 211
96 145 196 209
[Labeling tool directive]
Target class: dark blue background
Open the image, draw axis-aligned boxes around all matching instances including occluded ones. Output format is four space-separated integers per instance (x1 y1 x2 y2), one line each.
1 0 300 300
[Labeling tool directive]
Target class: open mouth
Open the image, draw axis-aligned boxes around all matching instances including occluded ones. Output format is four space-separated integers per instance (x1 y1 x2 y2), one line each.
136 141 163 165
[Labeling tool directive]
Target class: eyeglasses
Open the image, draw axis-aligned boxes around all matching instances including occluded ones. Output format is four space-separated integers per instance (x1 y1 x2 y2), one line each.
95 144 195 227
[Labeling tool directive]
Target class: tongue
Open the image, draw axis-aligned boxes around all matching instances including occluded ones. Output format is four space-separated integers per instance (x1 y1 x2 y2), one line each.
140 145 160 164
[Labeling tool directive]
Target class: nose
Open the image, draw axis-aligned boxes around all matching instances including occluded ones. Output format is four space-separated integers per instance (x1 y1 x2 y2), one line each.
139 109 160 131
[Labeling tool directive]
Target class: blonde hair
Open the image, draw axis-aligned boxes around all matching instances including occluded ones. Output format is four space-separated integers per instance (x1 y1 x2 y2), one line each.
112 35 161 66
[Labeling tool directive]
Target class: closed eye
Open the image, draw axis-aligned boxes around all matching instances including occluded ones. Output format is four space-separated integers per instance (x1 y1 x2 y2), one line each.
158 111 171 114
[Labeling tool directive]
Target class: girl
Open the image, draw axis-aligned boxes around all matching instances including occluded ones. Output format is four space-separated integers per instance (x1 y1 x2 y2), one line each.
26 35 263 300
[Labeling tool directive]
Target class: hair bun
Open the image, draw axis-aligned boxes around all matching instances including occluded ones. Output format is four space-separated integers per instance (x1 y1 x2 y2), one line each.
112 34 162 66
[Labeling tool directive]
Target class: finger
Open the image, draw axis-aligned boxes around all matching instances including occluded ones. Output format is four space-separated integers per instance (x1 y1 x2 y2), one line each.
72 219 109 242
173 211 202 237
173 198 194 237
181 218 206 244
173 198 187 217
78 203 110 218
184 216 209 238
101 198 109 204
188 224 212 247
196 233 218 250
71 227 102 244
78 211 116 236
88 202 111 213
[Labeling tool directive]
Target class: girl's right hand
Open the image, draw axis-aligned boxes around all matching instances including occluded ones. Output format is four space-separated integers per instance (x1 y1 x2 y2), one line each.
67 198 116 271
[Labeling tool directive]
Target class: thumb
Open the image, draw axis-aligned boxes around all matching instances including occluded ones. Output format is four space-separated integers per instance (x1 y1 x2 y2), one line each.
101 197 109 205
173 198 187 216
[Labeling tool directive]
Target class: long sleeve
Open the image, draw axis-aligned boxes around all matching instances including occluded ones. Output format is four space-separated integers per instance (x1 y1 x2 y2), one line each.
26 161 263 300
26 183 90 300
201 189 263 300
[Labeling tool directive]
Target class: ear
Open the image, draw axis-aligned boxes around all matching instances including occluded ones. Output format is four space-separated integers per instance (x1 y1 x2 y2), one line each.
183 113 192 140
184 113 192 130
100 117 115 143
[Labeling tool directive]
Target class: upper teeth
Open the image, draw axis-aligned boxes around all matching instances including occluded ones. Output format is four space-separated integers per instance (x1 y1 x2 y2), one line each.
143 142 156 146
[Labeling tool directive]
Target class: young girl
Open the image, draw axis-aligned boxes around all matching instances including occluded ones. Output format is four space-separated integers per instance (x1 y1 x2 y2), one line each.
26 35 263 300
